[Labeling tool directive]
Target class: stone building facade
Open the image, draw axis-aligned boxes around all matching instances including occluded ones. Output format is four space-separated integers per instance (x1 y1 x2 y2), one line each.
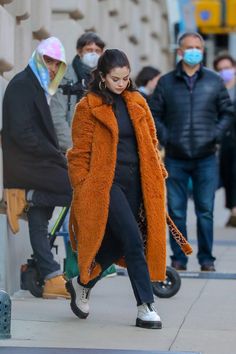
1 0 172 79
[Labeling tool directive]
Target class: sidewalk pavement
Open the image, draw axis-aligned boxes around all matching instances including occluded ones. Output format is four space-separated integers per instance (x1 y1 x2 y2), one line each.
0 189 236 354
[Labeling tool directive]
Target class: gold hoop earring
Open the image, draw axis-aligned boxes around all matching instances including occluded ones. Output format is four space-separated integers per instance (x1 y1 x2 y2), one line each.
99 80 106 90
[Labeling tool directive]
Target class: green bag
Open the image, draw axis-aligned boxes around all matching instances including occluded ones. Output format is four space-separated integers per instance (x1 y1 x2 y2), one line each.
65 241 117 279
65 241 80 279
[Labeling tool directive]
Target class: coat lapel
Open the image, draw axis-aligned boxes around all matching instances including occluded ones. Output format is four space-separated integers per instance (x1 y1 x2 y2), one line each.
34 90 58 146
89 96 119 138
88 91 146 139
26 66 59 148
122 91 147 132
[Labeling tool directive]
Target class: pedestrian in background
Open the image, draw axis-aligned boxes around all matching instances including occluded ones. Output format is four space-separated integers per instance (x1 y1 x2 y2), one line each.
2 37 72 299
50 32 105 154
213 53 236 227
149 32 234 272
135 65 161 101
66 49 191 328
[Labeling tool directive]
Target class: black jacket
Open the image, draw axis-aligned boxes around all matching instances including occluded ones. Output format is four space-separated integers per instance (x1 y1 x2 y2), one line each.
2 66 71 195
149 62 234 159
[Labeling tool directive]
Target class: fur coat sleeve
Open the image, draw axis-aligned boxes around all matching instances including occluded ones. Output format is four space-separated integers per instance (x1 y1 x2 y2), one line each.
67 97 95 188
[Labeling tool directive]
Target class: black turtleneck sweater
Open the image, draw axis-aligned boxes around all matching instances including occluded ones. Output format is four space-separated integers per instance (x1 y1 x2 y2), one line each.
111 92 139 165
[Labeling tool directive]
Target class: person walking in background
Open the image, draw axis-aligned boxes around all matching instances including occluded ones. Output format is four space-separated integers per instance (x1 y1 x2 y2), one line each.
66 49 192 328
213 53 236 227
135 66 161 101
149 32 234 272
135 66 164 159
2 37 72 299
50 32 105 154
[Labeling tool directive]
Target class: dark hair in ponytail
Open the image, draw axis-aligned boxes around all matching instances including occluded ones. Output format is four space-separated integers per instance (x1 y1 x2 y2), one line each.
88 49 136 104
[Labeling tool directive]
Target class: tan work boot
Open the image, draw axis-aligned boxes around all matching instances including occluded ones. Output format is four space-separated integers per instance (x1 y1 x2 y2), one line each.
4 189 28 234
43 275 71 299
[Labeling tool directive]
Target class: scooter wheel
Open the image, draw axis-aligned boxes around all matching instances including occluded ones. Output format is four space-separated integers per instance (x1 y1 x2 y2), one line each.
21 265 43 298
152 266 181 298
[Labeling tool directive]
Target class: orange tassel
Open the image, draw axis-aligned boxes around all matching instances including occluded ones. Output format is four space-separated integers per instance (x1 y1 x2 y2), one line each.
166 214 193 255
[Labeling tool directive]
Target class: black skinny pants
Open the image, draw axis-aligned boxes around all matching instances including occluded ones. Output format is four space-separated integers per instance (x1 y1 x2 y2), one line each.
78 163 154 306
219 137 236 209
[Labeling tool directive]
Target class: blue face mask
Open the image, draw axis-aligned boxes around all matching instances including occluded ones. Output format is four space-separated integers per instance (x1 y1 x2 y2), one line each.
183 49 203 67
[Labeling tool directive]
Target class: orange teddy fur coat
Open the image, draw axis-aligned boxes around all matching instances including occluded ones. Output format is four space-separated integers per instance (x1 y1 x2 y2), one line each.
67 90 168 284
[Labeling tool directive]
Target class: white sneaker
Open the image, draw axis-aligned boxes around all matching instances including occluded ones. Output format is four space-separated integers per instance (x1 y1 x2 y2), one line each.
136 303 162 329
66 277 91 319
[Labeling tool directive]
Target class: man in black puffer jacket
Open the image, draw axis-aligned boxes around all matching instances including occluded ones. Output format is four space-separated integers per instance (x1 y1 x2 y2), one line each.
149 32 234 272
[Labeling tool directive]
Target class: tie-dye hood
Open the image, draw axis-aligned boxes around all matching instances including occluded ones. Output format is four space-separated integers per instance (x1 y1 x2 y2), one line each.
29 36 66 97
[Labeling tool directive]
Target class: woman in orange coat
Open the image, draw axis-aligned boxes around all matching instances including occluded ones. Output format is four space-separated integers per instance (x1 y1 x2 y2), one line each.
66 49 191 329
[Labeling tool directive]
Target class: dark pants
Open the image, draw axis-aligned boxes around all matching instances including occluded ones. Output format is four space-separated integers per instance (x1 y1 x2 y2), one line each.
219 136 236 209
165 154 217 266
27 190 72 280
78 163 154 306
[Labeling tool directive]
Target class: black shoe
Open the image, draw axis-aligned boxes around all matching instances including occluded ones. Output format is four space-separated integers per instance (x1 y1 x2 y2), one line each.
200 264 216 272
171 261 187 271
226 215 236 227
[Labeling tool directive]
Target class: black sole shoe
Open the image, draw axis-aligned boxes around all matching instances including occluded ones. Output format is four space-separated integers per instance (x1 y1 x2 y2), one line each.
200 265 216 272
136 318 162 329
171 261 187 271
225 215 236 227
66 280 89 319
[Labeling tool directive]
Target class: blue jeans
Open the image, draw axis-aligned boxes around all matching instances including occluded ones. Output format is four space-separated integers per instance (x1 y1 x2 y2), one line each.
165 154 217 266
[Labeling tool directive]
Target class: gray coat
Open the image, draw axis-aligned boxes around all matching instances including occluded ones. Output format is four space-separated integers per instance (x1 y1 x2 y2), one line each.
50 65 77 153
